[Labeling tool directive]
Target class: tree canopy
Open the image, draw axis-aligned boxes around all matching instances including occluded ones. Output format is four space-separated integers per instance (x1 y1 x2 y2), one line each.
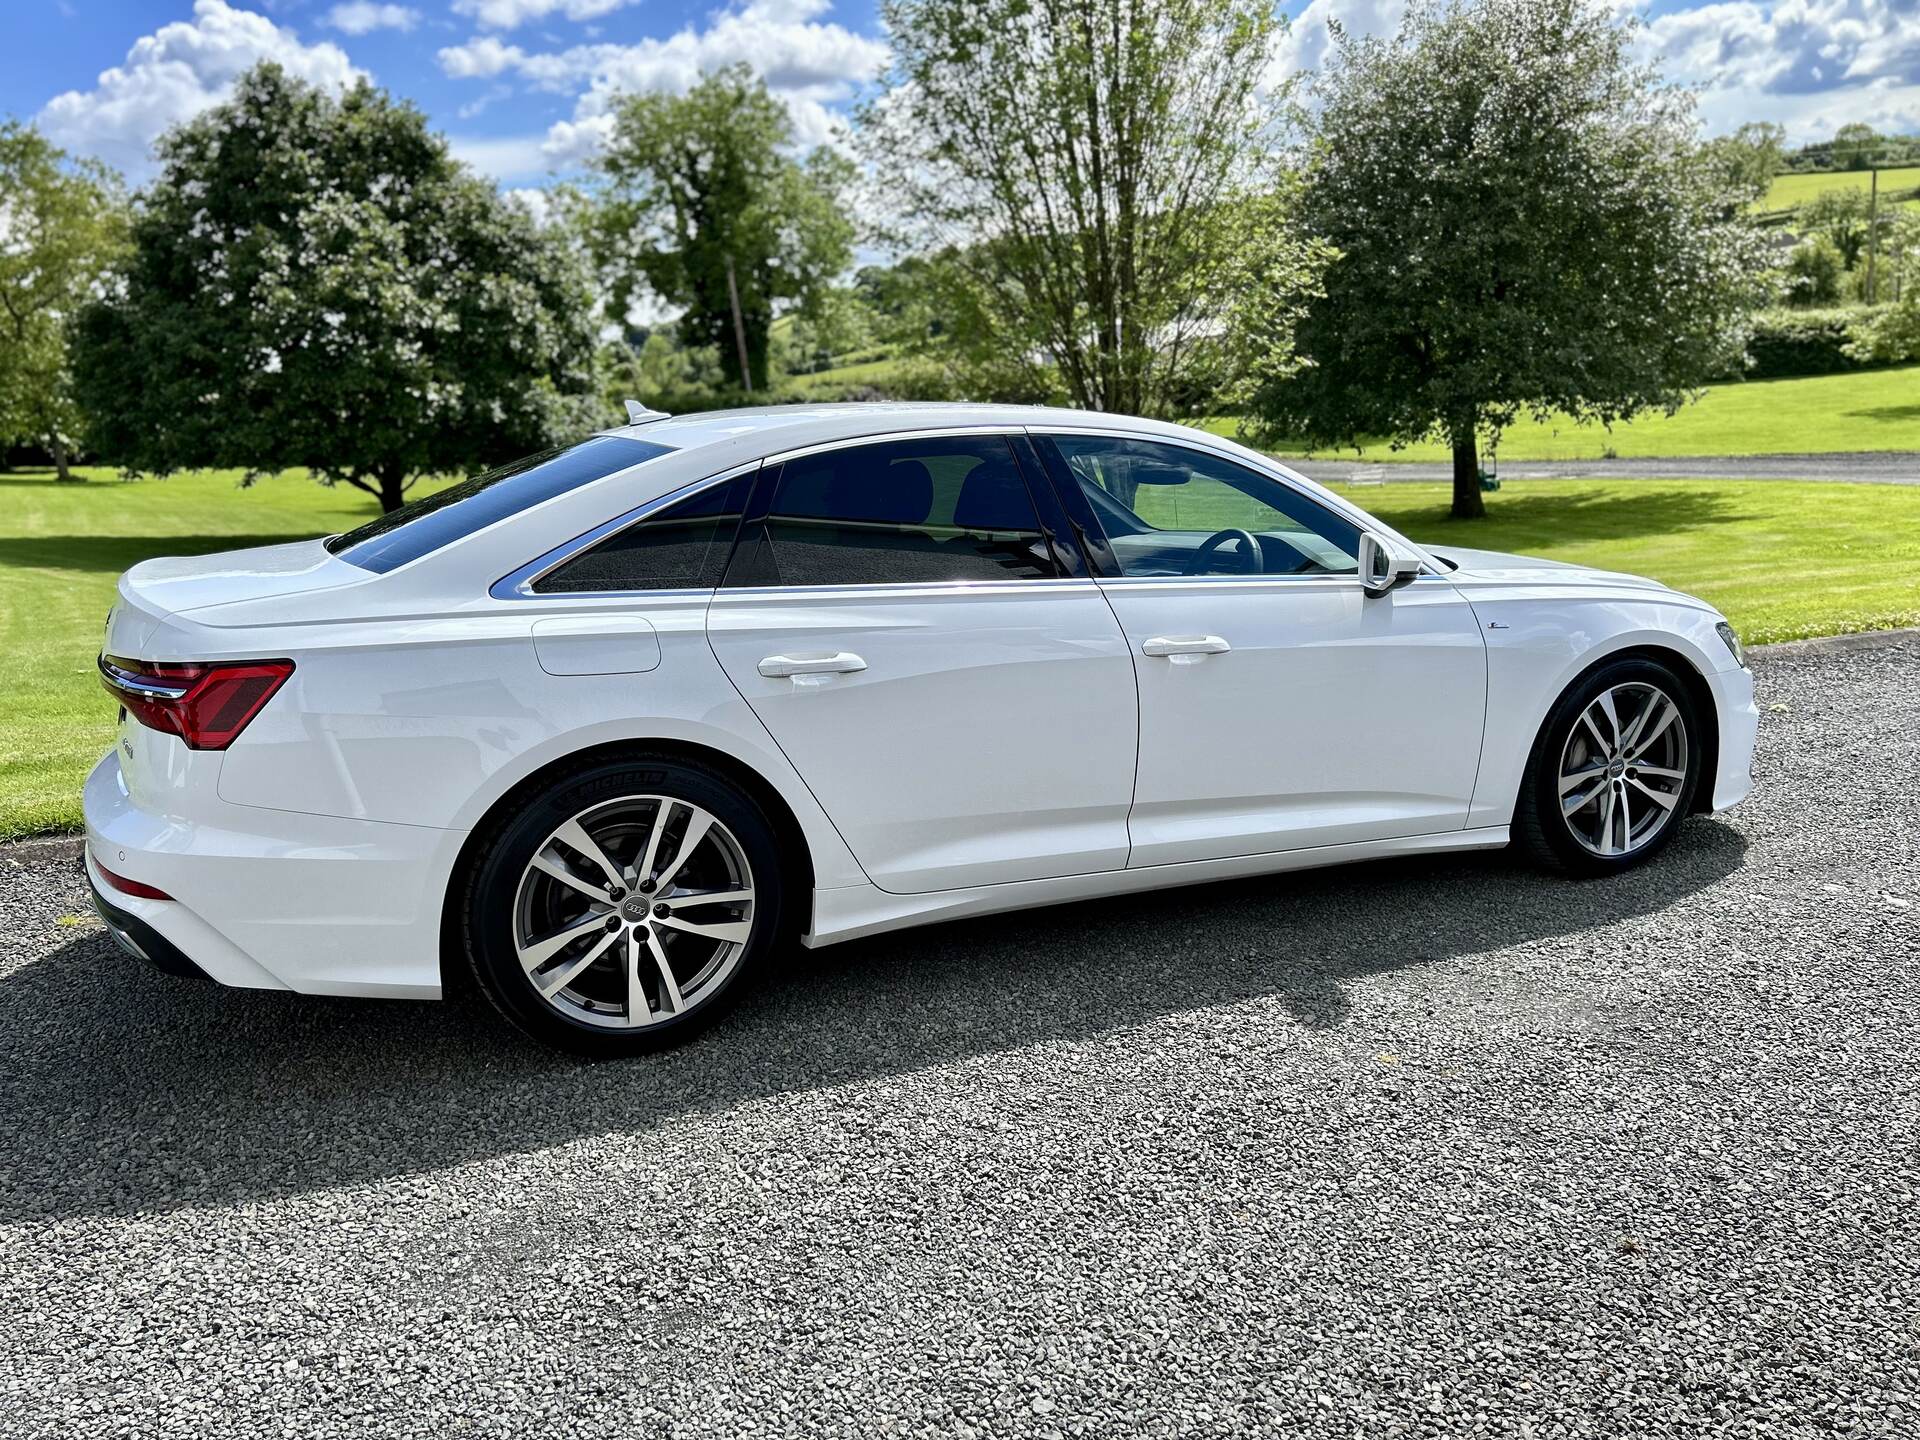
73 63 599 511
861 0 1331 417
589 66 854 396
0 122 127 479
1252 0 1768 517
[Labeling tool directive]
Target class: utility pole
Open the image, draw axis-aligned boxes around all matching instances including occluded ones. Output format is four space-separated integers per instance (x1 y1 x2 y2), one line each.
1866 165 1879 304
725 254 754 396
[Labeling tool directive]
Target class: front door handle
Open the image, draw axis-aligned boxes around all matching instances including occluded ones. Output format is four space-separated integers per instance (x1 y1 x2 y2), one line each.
1141 635 1231 660
757 652 868 679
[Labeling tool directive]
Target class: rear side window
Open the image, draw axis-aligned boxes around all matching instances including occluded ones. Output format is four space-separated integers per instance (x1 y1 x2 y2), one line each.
328 436 675 574
723 436 1059 588
531 475 748 593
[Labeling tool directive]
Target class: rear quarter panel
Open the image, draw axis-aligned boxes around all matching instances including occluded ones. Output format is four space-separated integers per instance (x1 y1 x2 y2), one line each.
208 595 869 890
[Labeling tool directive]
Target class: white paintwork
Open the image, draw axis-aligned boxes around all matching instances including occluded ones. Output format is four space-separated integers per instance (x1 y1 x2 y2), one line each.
83 402 1758 1001
1100 572 1486 866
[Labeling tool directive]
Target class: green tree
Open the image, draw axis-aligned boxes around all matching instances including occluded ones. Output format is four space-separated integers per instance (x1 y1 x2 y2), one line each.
861 0 1331 416
0 123 128 480
1784 236 1845 307
1830 123 1881 171
1254 0 1767 518
73 64 597 512
1703 121 1786 208
590 66 855 395
1799 188 1876 270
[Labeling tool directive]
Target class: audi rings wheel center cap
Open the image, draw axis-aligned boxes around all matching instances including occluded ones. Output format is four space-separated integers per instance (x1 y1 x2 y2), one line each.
621 899 650 922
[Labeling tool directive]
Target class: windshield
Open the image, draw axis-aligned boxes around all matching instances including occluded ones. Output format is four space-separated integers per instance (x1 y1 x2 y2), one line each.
327 435 676 574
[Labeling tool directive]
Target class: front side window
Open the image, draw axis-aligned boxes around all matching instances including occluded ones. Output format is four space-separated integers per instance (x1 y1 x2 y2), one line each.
1046 436 1360 579
531 474 747 593
723 436 1059 588
328 436 676 575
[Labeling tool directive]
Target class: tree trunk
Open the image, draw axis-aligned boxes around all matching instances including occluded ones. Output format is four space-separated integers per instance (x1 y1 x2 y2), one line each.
378 467 409 513
49 437 74 483
1450 430 1485 520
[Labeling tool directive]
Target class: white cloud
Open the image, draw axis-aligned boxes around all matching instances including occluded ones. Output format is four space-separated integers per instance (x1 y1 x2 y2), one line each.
439 0 888 165
323 3 421 35
452 0 638 31
446 132 553 182
1268 0 1920 143
1644 0 1920 140
36 0 364 177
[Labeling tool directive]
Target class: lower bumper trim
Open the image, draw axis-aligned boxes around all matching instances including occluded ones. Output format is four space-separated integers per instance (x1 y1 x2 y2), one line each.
89 879 211 981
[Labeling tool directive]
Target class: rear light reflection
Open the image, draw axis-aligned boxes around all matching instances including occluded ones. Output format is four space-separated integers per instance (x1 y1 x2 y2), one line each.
98 654 294 750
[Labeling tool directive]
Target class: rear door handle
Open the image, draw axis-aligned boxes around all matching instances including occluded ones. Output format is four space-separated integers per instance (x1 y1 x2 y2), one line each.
757 652 868 680
1141 635 1231 661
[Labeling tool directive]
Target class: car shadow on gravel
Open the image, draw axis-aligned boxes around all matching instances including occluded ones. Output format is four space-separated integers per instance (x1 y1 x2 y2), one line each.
0 821 1747 1222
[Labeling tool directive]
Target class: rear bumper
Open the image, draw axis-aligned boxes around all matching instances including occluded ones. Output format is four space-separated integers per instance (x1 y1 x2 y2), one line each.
88 872 210 980
1707 664 1759 812
84 751 463 998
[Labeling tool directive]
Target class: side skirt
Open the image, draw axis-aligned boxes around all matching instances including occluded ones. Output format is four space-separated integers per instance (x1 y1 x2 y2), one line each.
802 826 1512 949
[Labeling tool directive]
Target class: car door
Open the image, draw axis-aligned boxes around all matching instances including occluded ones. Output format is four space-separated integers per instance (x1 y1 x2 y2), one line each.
704 432 1139 895
1033 431 1487 868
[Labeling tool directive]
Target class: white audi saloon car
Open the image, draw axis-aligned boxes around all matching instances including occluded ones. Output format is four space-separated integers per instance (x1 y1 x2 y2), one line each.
87 403 1757 1052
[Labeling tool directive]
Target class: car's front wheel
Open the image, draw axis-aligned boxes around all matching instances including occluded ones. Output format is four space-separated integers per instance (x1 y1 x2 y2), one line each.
461 755 785 1054
1517 657 1703 876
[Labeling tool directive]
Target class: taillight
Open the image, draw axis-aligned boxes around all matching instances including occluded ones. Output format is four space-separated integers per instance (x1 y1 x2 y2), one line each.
99 654 294 750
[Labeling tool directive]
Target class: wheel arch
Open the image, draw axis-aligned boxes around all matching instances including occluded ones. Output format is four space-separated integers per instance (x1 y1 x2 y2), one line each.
437 738 819 994
1523 641 1721 817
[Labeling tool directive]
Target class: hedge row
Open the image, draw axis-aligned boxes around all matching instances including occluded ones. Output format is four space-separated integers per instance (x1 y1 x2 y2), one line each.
1734 306 1889 380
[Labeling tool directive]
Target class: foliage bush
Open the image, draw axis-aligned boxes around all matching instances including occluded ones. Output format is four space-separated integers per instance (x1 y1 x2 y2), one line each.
1738 306 1890 378
1782 237 1845 307
1844 298 1920 365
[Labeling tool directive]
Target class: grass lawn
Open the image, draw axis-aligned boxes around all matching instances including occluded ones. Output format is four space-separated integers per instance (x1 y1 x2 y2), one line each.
1762 165 1920 211
2 465 1916 839
1195 365 1920 461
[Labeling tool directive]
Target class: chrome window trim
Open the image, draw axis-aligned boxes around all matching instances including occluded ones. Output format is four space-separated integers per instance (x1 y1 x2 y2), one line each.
490 461 760 601
755 424 1028 468
708 577 1100 602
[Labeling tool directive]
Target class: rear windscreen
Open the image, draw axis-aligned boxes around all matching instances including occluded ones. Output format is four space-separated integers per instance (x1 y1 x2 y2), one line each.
326 436 676 574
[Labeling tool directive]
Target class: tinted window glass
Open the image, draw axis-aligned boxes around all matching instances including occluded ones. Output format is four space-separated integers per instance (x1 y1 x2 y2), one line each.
724 437 1058 588
532 476 746 593
1050 436 1359 578
328 436 675 574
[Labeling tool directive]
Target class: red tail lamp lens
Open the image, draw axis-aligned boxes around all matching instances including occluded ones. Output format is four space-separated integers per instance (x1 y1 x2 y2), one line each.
99 655 295 750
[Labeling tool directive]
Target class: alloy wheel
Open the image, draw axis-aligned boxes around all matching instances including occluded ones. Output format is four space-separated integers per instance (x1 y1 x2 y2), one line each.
1557 681 1690 858
512 795 755 1029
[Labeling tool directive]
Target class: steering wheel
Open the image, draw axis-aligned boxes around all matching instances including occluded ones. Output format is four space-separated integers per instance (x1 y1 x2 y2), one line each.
1187 527 1262 576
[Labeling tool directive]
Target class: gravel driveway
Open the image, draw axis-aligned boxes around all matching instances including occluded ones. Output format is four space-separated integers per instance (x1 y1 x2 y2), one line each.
2 639 1915 1439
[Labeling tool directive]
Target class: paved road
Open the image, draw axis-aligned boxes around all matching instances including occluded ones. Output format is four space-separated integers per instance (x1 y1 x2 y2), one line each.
1283 451 1920 485
2 638 1916 1438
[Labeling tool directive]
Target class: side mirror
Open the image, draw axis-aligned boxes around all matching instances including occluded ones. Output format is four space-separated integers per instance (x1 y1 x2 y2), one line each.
1358 531 1420 597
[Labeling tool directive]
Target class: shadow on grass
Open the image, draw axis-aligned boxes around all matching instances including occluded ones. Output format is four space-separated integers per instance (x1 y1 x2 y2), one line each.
1390 484 1743 547
0 534 322 574
1843 405 1920 425
0 820 1747 1222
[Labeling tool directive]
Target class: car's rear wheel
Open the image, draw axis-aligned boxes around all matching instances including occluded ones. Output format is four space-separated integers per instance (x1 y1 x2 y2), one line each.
1516 657 1703 876
462 756 785 1054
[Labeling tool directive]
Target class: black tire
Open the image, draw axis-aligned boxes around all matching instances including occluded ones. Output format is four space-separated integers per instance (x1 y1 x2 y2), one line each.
460 754 786 1055
1516 657 1704 877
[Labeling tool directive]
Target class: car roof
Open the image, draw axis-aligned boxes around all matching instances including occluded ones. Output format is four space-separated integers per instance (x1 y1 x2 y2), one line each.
601 401 1210 457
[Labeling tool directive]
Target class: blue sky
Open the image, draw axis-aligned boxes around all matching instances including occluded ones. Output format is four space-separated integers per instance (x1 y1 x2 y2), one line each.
8 0 1918 189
